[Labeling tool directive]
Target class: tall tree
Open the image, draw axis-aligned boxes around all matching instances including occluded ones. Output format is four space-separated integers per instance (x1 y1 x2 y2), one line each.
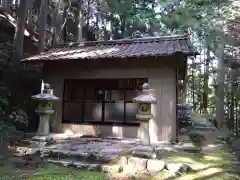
215 42 226 129
27 0 34 31
203 44 210 113
77 0 84 42
38 0 47 52
13 0 28 64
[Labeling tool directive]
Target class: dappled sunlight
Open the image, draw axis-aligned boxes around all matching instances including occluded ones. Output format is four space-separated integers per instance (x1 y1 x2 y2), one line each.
207 144 218 148
164 152 227 165
165 156 203 165
64 129 74 136
202 155 223 162
112 126 123 137
28 47 120 61
150 103 158 142
178 167 224 180
163 156 213 170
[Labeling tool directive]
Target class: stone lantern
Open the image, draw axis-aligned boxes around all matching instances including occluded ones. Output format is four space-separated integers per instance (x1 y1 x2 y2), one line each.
132 83 157 157
31 83 59 141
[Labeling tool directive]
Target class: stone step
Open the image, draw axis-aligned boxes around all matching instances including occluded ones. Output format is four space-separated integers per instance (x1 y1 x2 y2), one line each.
47 155 192 177
14 145 124 164
47 156 166 174
40 149 118 164
47 158 123 174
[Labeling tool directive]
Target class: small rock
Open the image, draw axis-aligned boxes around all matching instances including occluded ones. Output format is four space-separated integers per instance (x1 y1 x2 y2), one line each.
117 156 128 166
166 163 193 174
87 164 100 171
179 164 193 173
63 161 72 167
118 166 124 173
147 159 165 172
165 163 182 173
75 162 88 169
128 157 147 171
101 164 121 173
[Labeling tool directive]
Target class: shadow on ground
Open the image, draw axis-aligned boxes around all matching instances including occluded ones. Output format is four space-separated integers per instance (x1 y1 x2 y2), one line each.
2 125 240 179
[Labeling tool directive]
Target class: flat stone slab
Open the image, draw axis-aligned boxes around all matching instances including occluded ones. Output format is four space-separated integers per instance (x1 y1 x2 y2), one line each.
37 138 136 162
47 159 122 173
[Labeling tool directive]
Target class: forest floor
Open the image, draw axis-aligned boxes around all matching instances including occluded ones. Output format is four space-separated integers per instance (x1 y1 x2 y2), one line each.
160 141 240 180
0 162 106 180
0 137 240 180
1 124 240 179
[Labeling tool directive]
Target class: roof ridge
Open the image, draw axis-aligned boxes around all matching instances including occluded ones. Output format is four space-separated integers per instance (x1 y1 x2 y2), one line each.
56 34 189 48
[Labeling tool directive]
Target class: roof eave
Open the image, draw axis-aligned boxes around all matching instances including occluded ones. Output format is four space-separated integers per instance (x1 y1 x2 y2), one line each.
21 51 199 62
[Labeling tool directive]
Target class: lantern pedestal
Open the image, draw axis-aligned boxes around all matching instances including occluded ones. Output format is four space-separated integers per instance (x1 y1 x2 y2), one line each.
32 109 54 142
137 116 152 146
133 116 156 158
132 83 157 159
140 121 150 145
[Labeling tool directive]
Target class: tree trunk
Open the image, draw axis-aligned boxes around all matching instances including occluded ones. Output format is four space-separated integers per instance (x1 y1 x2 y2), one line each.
203 46 210 113
230 70 235 132
109 13 113 40
38 0 47 53
215 43 226 130
27 0 33 31
51 4 58 47
63 6 68 43
12 0 28 64
77 0 83 42
120 15 126 37
192 67 196 111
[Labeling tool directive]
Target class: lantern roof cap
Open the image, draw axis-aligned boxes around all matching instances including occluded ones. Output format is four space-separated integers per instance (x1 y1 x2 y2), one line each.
31 84 59 101
31 93 59 101
133 83 157 103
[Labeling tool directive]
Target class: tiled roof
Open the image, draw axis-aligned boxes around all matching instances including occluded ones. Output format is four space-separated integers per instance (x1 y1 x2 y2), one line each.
22 34 198 62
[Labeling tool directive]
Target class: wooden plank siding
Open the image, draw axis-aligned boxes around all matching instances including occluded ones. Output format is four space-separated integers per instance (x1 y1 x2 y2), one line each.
42 57 177 142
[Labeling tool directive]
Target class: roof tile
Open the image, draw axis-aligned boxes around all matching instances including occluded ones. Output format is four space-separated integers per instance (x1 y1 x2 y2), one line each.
22 34 198 62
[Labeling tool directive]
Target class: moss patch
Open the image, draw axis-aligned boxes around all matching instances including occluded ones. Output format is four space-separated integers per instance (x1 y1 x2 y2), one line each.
0 161 106 180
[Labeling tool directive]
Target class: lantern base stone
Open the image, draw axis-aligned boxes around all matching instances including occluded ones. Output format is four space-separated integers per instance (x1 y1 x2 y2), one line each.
32 135 49 142
132 145 157 159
